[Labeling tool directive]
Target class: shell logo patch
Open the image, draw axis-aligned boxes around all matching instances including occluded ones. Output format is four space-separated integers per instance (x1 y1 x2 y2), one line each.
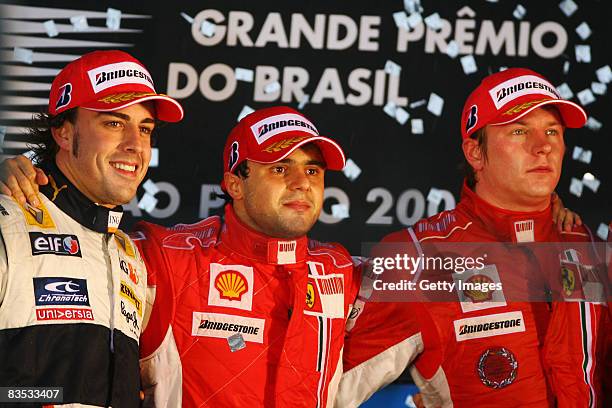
215 271 248 301
464 274 494 303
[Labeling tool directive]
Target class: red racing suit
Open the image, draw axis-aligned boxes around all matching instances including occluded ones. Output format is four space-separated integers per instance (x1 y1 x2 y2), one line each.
134 206 361 407
340 185 608 407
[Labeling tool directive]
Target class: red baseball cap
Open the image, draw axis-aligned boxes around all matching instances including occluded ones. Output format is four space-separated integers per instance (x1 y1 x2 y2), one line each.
461 67 587 139
222 106 346 177
48 50 183 122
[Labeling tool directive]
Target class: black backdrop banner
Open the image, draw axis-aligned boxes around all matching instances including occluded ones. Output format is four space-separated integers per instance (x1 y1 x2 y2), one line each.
1 0 610 253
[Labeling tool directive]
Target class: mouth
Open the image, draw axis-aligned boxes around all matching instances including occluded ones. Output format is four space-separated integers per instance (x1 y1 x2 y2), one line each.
527 166 553 173
283 200 312 211
110 161 138 176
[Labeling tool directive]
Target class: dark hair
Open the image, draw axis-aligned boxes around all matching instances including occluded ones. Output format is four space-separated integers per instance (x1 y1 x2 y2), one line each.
463 127 488 189
217 160 250 205
27 108 78 165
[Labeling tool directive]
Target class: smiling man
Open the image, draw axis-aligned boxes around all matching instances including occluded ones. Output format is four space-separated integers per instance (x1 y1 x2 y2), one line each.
0 50 183 406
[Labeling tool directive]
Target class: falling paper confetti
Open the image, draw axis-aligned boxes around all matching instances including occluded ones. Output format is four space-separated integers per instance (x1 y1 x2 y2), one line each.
404 0 422 14
343 159 362 181
591 82 606 95
13 47 33 64
572 146 592 164
411 118 424 134
235 68 254 82
575 45 591 63
556 83 574 100
585 117 602 131
446 40 460 58
264 81 281 94
406 13 423 29
596 223 609 240
409 99 426 108
575 22 591 40
70 15 89 31
393 11 410 31
427 93 444 116
298 94 310 110
582 173 600 193
143 179 160 196
180 12 194 24
513 4 527 19
563 61 570 74
384 60 402 76
200 20 216 37
395 107 410 125
460 55 478 74
576 89 595 105
427 188 443 205
106 8 122 30
43 20 58 37
559 0 578 17
149 148 159 168
569 178 583 197
138 193 158 213
383 101 398 118
331 203 350 220
595 65 611 84
424 13 443 31
238 105 255 122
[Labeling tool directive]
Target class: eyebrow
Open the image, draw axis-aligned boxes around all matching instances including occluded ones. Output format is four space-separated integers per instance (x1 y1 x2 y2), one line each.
277 158 327 168
97 111 156 124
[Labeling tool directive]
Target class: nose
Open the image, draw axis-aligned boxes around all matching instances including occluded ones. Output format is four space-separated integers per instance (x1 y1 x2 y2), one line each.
122 124 146 154
287 169 310 191
531 129 552 156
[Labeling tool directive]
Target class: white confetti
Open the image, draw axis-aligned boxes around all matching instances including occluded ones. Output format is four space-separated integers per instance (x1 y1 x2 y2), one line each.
384 60 402 76
406 13 423 29
582 173 600 193
446 40 459 58
43 20 58 37
563 61 570 74
595 65 612 84
559 0 578 17
591 82 607 95
138 193 158 213
383 101 398 118
460 55 478 74
70 15 89 32
343 159 362 181
395 107 410 125
427 92 444 116
575 22 591 40
180 12 194 24
513 4 527 19
393 11 410 31
596 223 609 240
569 178 583 197
424 13 443 31
200 20 216 37
427 188 443 205
585 117 602 131
149 148 159 168
237 105 254 122
298 94 310 110
404 0 421 14
143 179 160 195
577 89 595 105
556 83 574 100
13 47 33 64
106 8 122 30
235 68 254 82
411 118 424 134
572 146 592 164
575 45 591 63
331 203 350 220
264 81 281 94
409 99 426 108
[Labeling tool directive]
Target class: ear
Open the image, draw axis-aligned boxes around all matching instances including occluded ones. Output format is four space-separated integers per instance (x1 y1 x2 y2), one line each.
462 137 484 172
50 120 74 152
223 172 244 200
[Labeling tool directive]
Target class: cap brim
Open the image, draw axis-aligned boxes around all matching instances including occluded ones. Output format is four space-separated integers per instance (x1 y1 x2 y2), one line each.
82 94 184 122
251 136 346 171
490 99 587 129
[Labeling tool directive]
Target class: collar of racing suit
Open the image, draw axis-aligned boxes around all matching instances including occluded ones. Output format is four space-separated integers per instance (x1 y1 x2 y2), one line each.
460 182 555 243
38 161 124 233
220 205 309 265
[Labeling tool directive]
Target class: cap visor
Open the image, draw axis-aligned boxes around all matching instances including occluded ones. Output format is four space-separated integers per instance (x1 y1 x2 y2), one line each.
250 136 346 171
490 99 587 128
82 94 184 122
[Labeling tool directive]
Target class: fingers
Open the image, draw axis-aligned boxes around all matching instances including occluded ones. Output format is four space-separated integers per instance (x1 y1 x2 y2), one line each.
34 167 49 186
0 181 13 197
0 156 42 207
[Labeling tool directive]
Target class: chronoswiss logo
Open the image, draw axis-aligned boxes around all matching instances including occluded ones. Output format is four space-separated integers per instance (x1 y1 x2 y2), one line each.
215 271 248 301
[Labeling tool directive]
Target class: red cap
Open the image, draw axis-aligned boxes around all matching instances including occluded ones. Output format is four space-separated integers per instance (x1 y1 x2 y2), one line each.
461 67 587 139
48 50 183 122
222 106 346 178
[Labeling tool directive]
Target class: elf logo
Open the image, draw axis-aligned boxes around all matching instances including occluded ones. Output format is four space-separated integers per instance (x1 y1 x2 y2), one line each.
30 232 81 257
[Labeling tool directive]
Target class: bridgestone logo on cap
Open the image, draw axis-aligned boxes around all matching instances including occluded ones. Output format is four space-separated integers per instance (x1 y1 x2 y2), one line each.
488 75 560 109
87 62 155 94
250 113 319 145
